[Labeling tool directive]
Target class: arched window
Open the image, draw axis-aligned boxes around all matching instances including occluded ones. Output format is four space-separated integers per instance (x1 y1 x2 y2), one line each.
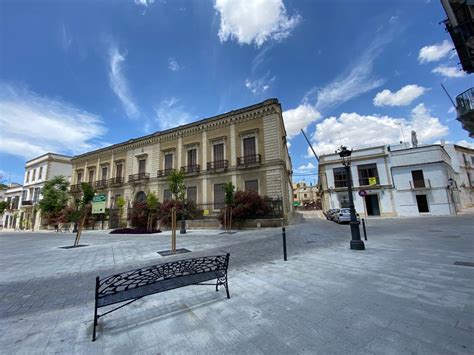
135 191 146 203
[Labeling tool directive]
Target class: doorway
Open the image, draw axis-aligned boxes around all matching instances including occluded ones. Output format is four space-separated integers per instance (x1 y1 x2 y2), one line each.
416 194 429 213
364 194 380 216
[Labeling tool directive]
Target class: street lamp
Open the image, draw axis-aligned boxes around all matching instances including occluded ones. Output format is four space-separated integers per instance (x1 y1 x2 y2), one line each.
336 146 365 250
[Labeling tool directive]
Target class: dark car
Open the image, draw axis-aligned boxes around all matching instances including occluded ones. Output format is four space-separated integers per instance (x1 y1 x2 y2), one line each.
325 209 339 221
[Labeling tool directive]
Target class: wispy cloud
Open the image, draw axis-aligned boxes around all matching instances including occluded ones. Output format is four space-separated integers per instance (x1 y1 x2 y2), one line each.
154 97 193 130
432 65 465 78
168 57 180 71
304 32 392 113
245 74 275 95
60 22 72 51
0 83 107 159
108 45 140 119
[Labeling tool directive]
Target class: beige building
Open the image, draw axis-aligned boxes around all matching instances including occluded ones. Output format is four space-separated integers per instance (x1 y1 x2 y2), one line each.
292 181 321 209
70 99 293 225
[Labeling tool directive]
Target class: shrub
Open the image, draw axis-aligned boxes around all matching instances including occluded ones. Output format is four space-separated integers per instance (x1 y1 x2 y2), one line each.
158 200 203 227
218 191 273 225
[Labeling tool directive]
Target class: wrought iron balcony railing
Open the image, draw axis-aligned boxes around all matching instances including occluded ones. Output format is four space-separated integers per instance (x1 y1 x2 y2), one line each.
409 179 431 189
129 173 150 182
237 154 261 167
94 180 108 189
21 200 33 206
70 184 82 193
108 177 124 186
157 168 175 177
181 164 200 174
456 88 474 117
207 160 228 172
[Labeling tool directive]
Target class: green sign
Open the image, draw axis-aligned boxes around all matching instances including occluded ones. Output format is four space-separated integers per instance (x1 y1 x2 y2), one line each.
92 194 106 214
293 201 301 206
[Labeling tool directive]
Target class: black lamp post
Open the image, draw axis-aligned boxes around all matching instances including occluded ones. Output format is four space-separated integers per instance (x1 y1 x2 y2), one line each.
180 201 187 234
336 146 365 250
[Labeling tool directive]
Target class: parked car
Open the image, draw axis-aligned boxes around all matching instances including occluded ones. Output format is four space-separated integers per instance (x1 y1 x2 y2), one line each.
334 208 360 223
324 209 339 221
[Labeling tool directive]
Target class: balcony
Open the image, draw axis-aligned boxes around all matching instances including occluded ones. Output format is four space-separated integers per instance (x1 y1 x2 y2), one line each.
128 173 150 183
70 184 82 193
181 164 200 175
456 88 474 138
157 169 175 178
21 200 33 206
207 160 228 172
359 177 380 187
108 177 124 187
237 154 261 168
409 179 431 190
94 180 108 189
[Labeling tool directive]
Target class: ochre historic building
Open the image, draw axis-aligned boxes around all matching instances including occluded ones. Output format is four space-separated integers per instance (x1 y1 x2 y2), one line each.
70 99 293 221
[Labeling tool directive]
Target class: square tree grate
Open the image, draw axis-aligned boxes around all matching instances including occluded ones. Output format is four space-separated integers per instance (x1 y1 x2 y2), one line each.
157 248 191 256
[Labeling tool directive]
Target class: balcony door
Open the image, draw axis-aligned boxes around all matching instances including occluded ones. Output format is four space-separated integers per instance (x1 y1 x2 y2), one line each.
138 159 146 175
213 143 224 162
101 166 108 181
164 154 173 171
187 149 197 166
411 170 425 188
243 137 256 157
116 163 123 178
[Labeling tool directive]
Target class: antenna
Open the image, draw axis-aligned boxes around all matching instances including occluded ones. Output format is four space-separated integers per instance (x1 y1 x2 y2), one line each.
440 83 456 108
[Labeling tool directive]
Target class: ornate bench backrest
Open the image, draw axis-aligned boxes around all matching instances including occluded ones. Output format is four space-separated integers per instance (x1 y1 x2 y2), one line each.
98 254 229 297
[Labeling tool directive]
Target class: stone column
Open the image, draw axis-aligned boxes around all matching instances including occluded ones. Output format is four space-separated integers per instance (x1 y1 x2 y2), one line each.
230 124 236 166
177 136 183 169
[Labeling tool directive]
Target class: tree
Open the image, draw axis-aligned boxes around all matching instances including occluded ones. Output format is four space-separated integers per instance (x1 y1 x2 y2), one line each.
146 192 159 232
73 182 95 247
115 196 126 227
0 201 8 215
38 176 69 225
224 182 235 232
168 170 186 251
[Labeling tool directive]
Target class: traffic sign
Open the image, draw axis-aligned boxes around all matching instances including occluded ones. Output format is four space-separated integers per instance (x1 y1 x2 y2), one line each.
358 190 368 197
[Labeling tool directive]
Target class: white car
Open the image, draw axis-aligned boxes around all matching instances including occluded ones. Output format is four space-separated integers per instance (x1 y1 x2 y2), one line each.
335 208 360 223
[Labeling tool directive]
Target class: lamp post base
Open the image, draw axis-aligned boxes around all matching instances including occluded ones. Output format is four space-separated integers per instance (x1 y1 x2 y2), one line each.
350 239 365 250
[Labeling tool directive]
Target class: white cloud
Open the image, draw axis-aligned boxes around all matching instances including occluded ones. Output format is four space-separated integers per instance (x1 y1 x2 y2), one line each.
214 0 301 47
155 97 193 130
373 84 427 107
0 84 106 159
60 23 72 51
134 0 154 8
448 106 456 114
282 103 321 139
245 75 274 94
311 103 448 155
418 40 453 63
389 16 398 24
108 45 140 119
456 140 474 149
432 65 465 78
168 57 180 71
294 162 317 174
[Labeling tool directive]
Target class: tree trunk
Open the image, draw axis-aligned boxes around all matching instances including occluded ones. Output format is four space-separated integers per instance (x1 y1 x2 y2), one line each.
74 213 87 247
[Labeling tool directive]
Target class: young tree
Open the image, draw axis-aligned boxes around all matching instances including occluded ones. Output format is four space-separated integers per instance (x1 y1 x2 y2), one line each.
38 176 69 226
115 196 126 227
146 192 159 232
168 170 186 250
73 182 95 247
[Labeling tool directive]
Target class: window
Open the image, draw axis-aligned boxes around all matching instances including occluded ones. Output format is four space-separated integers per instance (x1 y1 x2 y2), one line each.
358 164 379 186
293 194 297 199
32 169 36 181
77 171 83 183
101 166 108 181
113 194 121 208
411 170 425 188
187 186 197 203
333 167 348 188
116 163 123 178
138 159 146 174
467 172 473 187
214 183 226 209
88 169 95 183
164 154 173 170
462 153 468 165
33 188 41 202
471 156 474 165
245 180 258 192
187 149 197 166
163 189 172 201
21 190 28 201
26 171 30 183
38 167 43 180
303 194 307 198
243 136 256 157
213 143 224 161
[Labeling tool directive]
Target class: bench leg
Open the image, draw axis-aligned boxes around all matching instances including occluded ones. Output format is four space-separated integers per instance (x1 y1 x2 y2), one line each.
92 305 98 341
93 276 99 342
225 275 230 299
215 279 219 292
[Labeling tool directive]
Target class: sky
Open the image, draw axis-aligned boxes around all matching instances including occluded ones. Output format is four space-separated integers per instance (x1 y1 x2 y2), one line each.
1 0 473 184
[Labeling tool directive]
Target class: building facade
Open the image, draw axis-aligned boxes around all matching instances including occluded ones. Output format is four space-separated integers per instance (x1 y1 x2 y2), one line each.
3 153 73 230
292 181 321 209
444 143 474 209
319 143 470 217
70 99 293 224
2 183 22 230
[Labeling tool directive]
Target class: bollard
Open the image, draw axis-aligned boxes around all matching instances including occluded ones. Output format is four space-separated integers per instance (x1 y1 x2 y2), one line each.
362 218 368 241
282 226 288 261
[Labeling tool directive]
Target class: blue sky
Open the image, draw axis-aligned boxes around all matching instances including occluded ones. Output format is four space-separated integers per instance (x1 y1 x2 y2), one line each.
1 0 472 184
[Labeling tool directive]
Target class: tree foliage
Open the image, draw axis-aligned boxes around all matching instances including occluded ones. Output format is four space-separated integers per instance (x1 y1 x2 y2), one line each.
224 182 235 206
168 170 186 202
38 176 69 224
158 200 203 227
0 201 8 215
219 191 272 226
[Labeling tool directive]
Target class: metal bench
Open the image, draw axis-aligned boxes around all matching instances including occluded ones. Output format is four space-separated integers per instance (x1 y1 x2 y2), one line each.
93 253 230 341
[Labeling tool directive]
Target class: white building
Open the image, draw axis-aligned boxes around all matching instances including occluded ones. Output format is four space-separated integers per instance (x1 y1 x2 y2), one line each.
2 183 23 229
443 143 474 209
16 153 72 230
319 142 471 217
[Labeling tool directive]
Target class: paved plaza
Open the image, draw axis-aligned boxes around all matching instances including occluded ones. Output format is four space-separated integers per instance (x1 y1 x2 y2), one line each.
0 214 473 354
